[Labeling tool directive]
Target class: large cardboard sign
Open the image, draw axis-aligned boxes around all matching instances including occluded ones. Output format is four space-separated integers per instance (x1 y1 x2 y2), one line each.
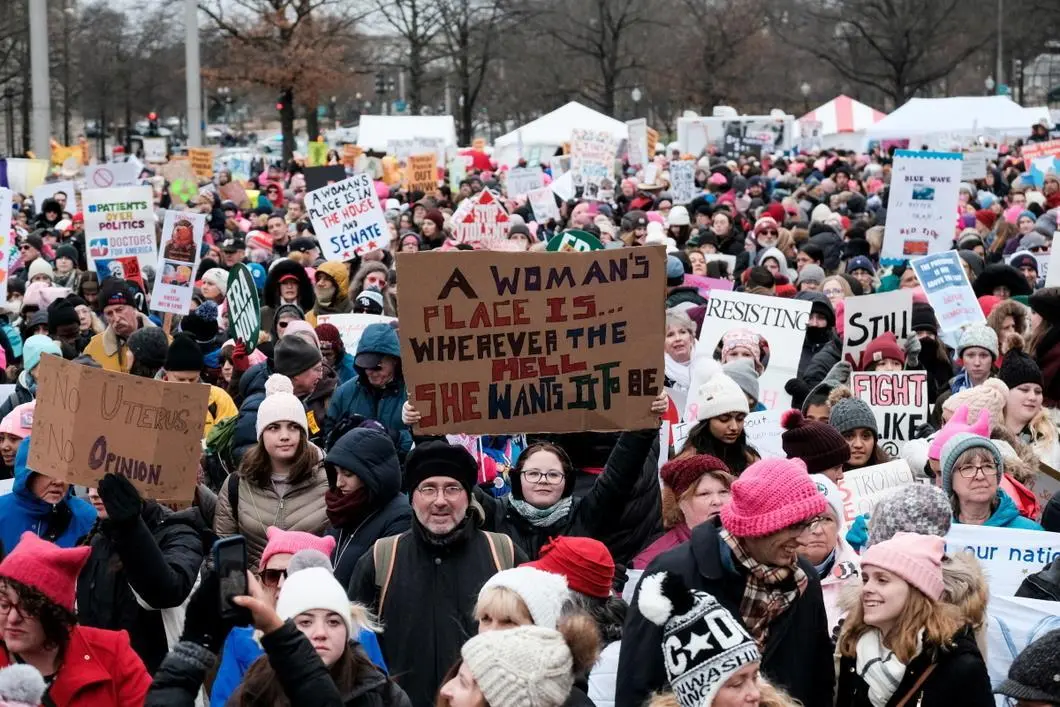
946 523 1060 597
841 290 913 368
404 153 438 194
306 173 389 261
881 150 962 262
152 210 206 315
911 251 984 346
836 459 915 525
316 313 397 355
396 247 667 434
29 355 209 501
693 291 810 414
850 371 929 457
188 148 214 180
83 187 157 285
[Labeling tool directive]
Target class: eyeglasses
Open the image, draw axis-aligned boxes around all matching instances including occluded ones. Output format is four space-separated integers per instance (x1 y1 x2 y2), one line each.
259 568 287 587
0 598 24 620
823 288 843 297
956 463 997 479
18 245 32 251
759 229 778 236
416 484 464 499
787 515 828 534
1030 246 1049 253
522 470 565 484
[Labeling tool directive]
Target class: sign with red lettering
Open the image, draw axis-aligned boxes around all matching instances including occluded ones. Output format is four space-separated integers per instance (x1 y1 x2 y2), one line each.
1021 139 1060 168
850 371 928 457
306 173 389 261
452 189 509 247
396 247 667 434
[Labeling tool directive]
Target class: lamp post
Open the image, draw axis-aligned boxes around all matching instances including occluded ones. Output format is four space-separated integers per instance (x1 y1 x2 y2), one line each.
985 76 995 96
217 86 230 124
800 82 811 113
3 87 13 156
631 87 642 119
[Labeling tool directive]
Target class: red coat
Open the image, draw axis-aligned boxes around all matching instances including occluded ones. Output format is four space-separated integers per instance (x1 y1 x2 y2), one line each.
0 625 151 706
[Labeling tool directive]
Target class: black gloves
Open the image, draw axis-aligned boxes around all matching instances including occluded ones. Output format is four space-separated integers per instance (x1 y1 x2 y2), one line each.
98 473 143 526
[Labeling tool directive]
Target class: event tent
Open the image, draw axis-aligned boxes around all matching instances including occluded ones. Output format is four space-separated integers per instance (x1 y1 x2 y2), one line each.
356 115 457 152
865 96 1050 140
493 102 627 167
798 95 886 150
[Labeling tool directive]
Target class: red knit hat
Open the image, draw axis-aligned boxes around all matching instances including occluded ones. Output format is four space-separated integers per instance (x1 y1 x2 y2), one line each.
720 458 827 538
859 331 905 371
660 455 730 498
974 209 996 229
0 532 91 612
524 537 614 599
259 526 337 572
314 323 344 353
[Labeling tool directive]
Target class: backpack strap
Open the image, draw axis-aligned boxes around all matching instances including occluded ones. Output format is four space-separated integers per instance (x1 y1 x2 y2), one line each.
227 475 240 533
483 531 516 571
373 533 405 614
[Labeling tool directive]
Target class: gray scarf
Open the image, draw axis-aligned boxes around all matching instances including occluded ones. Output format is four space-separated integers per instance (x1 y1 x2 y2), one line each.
509 497 573 528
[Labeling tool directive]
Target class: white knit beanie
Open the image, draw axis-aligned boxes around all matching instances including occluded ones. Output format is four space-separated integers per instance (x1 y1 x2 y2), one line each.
694 373 749 421
275 566 354 638
27 258 53 282
478 567 569 630
462 626 574 707
201 267 229 296
255 374 309 439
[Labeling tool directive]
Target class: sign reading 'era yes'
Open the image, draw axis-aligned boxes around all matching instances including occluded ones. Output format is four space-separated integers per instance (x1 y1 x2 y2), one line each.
397 247 667 434
29 355 209 502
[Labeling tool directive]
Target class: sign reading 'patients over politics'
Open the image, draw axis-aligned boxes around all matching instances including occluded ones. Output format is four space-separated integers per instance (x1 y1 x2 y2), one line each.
397 247 667 435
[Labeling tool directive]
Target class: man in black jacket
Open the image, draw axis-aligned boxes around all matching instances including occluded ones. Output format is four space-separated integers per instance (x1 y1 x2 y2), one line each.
349 441 528 707
618 457 835 707
77 473 205 674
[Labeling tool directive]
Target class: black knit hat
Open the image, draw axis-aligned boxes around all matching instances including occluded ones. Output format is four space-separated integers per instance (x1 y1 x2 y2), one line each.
165 333 205 373
996 629 1060 704
911 301 938 334
55 244 79 263
98 277 136 308
405 440 478 495
21 232 43 252
1029 286 1060 326
128 328 171 371
46 297 79 331
180 301 219 344
780 409 851 473
273 335 322 377
997 338 1043 390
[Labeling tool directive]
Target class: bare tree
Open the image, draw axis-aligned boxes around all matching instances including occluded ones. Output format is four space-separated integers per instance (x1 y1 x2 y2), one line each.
375 0 442 114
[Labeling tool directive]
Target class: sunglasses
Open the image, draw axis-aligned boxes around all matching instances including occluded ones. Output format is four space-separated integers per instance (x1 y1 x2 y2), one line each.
259 568 287 587
1030 246 1048 253
18 245 32 251
759 229 778 236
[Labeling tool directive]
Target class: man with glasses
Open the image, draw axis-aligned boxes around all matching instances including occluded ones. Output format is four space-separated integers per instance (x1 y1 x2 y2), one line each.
11 232 44 277
83 278 157 373
619 457 835 707
350 441 528 707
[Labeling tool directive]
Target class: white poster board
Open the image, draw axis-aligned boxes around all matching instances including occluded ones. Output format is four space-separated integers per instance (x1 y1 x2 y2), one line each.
836 459 914 526
316 313 398 354
841 290 913 369
151 210 206 315
1046 245 1060 288
143 137 168 163
626 118 649 167
527 187 560 224
85 162 141 189
669 160 696 204
849 371 929 458
83 186 158 284
985 596 1060 706
306 173 389 261
744 409 786 459
569 129 616 200
32 180 76 214
881 150 962 262
946 523 1060 597
505 167 544 199
911 251 985 347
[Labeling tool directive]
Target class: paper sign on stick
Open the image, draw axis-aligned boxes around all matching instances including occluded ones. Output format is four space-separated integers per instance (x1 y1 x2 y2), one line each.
912 251 984 347
33 181 76 215
841 290 913 369
569 129 616 200
669 160 696 203
505 167 544 199
86 163 140 188
317 313 397 354
188 148 214 180
306 173 389 261
452 189 510 246
527 187 560 223
836 460 914 525
881 150 962 262
143 137 167 163
396 246 666 434
626 119 649 167
83 186 157 286
850 371 929 457
29 355 209 502
151 211 206 315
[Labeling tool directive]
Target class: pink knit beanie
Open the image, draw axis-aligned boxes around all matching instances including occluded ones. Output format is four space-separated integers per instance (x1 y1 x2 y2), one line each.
861 532 945 601
927 405 991 461
258 526 337 572
720 458 827 538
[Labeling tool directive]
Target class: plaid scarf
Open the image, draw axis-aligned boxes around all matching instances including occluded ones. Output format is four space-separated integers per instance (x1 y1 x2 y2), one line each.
720 527 808 648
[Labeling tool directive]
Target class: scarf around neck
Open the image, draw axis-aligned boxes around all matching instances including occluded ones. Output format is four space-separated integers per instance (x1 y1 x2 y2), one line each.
509 497 573 528
855 628 922 707
720 527 808 648
664 352 692 392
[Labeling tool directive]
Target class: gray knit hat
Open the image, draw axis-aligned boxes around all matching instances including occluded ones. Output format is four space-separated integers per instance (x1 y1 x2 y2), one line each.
274 335 322 377
722 359 759 404
940 432 1003 499
797 264 826 286
462 626 575 707
828 396 877 436
996 629 1060 703
956 324 998 359
866 484 952 548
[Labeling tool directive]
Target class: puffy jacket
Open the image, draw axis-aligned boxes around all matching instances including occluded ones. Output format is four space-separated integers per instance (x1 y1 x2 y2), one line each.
0 370 34 420
0 625 151 706
334 351 357 385
475 429 657 560
83 313 158 373
231 361 273 462
203 384 238 439
325 428 412 591
313 261 353 316
0 436 97 555
802 339 842 389
586 641 620 707
76 503 205 674
956 489 1044 530
1016 558 1060 601
325 324 411 454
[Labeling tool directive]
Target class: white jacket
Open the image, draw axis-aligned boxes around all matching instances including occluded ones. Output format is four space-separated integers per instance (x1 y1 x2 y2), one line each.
587 641 620 707
819 538 862 635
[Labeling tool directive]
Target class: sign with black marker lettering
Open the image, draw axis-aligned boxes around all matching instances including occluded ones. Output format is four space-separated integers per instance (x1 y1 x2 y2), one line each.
850 371 928 457
841 290 913 369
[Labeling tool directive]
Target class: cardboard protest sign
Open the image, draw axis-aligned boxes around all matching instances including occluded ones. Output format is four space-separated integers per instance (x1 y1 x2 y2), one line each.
881 150 962 262
405 153 438 194
669 160 697 204
912 251 984 347
569 129 617 200
850 371 928 457
83 186 157 287
188 148 214 180
396 246 667 434
626 119 649 167
160 160 199 207
1021 138 1060 168
744 409 787 459
226 264 261 352
33 180 76 215
307 141 328 167
836 459 914 525
306 173 389 261
304 165 348 193
546 230 603 252
506 167 544 199
841 290 913 368
646 127 659 160
143 137 167 163
86 162 140 188
946 523 1060 597
692 291 810 416
316 313 398 354
151 210 206 315
452 189 510 247
527 187 560 224
0 188 11 303
29 354 208 502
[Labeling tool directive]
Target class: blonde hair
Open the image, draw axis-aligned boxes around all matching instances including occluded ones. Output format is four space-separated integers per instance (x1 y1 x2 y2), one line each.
839 582 964 664
646 677 802 707
822 275 853 298
666 310 696 336
661 469 734 529
776 228 795 257
474 586 533 627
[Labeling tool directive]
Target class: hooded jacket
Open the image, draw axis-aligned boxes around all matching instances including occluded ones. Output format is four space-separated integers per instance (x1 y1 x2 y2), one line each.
325 324 411 454
231 361 274 463
0 436 97 555
325 428 411 589
956 489 1043 530
0 369 35 421
313 261 352 316
262 258 317 323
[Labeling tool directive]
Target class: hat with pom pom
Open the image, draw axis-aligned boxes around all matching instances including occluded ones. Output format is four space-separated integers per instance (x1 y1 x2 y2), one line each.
255 374 308 439
997 335 1043 390
780 409 851 474
637 571 760 707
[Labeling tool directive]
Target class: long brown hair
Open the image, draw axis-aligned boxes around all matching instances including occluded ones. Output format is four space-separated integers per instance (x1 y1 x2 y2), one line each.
838 582 964 664
237 430 315 488
232 642 389 707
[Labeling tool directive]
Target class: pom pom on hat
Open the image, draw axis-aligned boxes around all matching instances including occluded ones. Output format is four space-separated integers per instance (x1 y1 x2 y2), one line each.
255 374 308 439
265 373 294 396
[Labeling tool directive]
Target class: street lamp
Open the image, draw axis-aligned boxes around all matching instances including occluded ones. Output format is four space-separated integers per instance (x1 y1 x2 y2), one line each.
217 86 231 124
800 82 811 113
631 87 642 119
985 76 995 95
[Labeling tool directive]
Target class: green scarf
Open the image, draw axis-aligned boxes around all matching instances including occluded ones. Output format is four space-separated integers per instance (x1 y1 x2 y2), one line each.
509 497 573 528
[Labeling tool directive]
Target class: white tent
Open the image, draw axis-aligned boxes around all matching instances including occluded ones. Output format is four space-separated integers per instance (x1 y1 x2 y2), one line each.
356 115 457 151
865 96 1050 140
797 95 886 151
493 102 627 167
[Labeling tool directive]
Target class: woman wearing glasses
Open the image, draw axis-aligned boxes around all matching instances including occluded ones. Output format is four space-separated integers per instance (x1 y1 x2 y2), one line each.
940 434 1042 530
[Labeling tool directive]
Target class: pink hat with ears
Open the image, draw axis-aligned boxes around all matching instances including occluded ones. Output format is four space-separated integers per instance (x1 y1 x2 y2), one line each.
646 211 665 224
1004 204 1023 224
928 405 991 461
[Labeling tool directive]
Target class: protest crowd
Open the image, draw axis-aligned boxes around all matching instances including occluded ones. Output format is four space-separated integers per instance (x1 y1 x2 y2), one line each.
0 110 1056 707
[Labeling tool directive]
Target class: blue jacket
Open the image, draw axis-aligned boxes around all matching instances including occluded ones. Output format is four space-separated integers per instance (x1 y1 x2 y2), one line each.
0 436 97 555
335 351 357 385
967 489 1044 530
210 624 388 707
325 324 411 453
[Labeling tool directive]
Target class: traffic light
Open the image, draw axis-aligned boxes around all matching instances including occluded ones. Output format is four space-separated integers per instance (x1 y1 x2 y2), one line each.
276 95 285 112
375 72 385 95
146 111 158 136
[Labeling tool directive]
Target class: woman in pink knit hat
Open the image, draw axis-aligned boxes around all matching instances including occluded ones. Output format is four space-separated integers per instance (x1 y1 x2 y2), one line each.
0 402 33 480
836 532 993 707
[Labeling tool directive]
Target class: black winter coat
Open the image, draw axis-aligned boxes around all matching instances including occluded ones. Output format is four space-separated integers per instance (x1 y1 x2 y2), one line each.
348 515 528 707
76 503 205 674
835 627 993 707
617 520 834 707
0 378 33 421
1016 558 1060 601
474 429 657 561
803 339 842 389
